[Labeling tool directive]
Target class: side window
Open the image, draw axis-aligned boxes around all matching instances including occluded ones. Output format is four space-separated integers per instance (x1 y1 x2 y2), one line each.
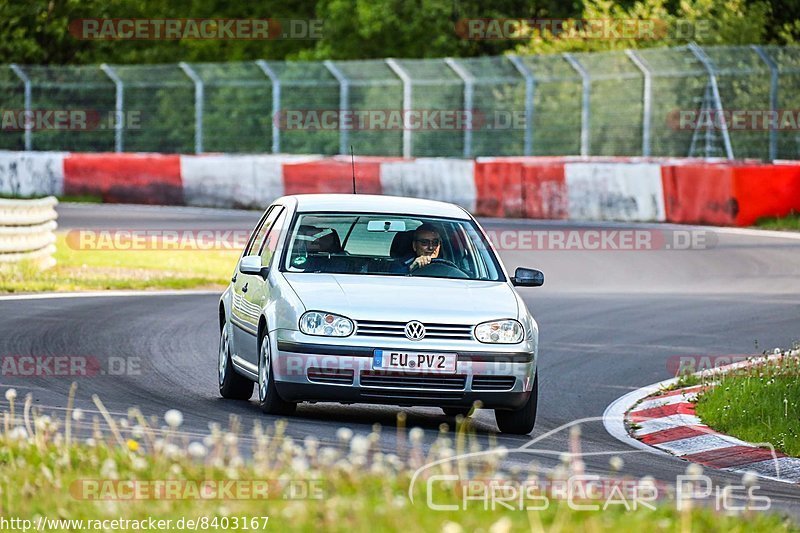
244 206 282 257
259 208 288 267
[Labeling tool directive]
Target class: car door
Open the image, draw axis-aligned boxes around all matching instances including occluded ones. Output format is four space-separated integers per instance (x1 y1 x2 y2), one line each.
231 205 283 371
238 206 289 366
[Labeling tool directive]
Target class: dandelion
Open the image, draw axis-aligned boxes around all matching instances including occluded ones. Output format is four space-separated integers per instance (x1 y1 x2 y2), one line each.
5 388 17 402
686 463 703 476
489 517 513 533
8 427 27 440
131 457 147 471
303 435 319 451
336 427 353 442
188 442 207 458
164 409 183 428
742 470 759 487
350 435 370 456
72 409 84 421
609 456 624 472
131 425 144 439
126 439 139 452
441 521 463 533
223 432 238 447
409 427 424 444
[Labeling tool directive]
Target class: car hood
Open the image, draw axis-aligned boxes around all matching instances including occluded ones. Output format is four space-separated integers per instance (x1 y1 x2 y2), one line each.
284 273 519 323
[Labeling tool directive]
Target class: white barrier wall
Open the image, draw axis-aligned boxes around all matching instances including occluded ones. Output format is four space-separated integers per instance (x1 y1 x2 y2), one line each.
180 155 289 208
564 162 666 222
0 151 65 197
380 158 477 212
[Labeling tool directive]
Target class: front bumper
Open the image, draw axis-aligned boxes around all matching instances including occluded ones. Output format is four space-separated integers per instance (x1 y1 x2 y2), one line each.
271 333 536 410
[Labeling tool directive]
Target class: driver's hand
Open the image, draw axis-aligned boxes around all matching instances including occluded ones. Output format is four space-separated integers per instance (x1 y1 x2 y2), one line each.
411 255 433 270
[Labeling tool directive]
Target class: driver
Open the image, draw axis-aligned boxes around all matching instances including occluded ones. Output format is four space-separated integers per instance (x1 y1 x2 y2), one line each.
402 223 442 272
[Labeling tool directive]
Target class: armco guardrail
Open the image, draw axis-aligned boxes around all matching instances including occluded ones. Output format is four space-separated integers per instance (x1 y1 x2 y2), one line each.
0 196 58 269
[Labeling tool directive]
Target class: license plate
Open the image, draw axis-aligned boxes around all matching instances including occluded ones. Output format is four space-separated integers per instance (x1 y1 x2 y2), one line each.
372 350 457 374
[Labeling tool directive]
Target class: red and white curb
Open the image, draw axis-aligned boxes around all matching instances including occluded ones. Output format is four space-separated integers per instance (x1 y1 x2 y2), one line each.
604 356 800 485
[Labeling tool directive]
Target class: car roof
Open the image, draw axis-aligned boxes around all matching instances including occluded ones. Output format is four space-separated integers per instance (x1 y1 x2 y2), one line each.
277 194 472 219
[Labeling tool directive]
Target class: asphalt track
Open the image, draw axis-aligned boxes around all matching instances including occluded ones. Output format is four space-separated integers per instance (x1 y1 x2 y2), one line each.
2 203 800 515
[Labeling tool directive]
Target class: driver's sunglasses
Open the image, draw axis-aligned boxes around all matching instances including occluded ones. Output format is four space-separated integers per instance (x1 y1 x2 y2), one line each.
415 238 441 247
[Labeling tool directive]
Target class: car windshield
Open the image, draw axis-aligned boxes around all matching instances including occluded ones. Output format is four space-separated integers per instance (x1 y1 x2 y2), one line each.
282 213 504 281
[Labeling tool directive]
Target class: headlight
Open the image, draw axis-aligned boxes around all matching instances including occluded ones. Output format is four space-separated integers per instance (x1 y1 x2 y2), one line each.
299 311 354 337
474 319 524 344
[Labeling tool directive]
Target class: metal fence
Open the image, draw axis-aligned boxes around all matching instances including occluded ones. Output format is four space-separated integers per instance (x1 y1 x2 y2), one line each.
2 44 799 161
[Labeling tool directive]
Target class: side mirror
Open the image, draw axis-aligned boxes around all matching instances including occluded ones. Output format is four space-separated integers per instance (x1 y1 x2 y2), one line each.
511 267 544 287
239 255 268 277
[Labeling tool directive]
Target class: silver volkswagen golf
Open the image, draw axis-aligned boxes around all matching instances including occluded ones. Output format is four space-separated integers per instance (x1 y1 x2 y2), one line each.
218 194 543 434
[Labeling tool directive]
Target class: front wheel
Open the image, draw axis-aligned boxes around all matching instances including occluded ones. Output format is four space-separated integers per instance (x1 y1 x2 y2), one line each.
494 372 538 434
257 334 296 416
218 321 254 400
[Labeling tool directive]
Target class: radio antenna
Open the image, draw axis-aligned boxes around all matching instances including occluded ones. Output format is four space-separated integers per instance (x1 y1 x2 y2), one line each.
350 145 357 194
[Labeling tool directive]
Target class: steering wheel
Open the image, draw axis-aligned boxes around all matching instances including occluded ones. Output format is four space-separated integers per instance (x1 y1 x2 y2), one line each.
411 258 469 278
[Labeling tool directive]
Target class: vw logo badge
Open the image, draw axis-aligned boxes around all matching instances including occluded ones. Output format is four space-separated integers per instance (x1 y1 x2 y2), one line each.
404 321 426 341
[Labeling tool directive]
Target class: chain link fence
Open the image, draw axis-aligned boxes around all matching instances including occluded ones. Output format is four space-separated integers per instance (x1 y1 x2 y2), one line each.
2 44 799 160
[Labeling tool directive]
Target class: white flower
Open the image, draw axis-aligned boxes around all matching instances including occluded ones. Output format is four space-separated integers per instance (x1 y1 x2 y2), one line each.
100 458 117 477
742 470 759 487
774 348 782 355
686 463 703 476
131 457 148 471
188 442 207 458
164 409 183 428
336 427 353 442
72 409 84 421
350 435 370 456
303 436 319 451
409 427 424 444
8 427 27 440
85 438 96 447
441 521 463 533
5 388 17 402
291 457 309 473
489 517 513 533
223 432 238 446
131 425 144 439
609 456 624 472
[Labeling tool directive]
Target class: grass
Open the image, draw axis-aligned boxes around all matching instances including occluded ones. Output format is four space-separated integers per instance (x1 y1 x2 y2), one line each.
0 232 239 293
755 212 800 231
0 387 795 532
695 350 800 457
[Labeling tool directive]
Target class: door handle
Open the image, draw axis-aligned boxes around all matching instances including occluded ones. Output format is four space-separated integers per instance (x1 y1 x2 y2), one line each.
231 273 237 283
242 283 248 293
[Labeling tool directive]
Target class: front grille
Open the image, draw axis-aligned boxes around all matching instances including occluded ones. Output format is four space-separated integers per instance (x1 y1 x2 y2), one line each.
307 367 354 385
360 371 466 390
472 376 516 391
355 320 473 340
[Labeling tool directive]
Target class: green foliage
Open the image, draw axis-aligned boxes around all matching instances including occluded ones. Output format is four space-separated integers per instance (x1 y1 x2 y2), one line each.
515 0 774 55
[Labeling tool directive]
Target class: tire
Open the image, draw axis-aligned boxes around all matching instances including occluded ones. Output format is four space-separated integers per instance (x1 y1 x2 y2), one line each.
218 321 254 400
494 372 538 435
442 407 472 418
257 333 297 416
